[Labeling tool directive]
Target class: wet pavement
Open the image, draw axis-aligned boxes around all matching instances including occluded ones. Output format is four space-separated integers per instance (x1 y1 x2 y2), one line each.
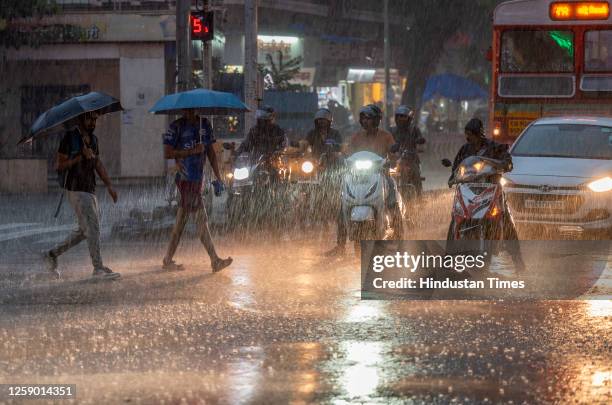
0 189 610 404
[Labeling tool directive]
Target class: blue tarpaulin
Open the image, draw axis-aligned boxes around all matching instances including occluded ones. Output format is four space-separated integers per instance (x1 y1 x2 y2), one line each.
421 74 487 103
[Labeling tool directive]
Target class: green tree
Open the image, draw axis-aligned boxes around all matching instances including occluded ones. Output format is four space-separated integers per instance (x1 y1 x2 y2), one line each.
394 0 502 107
262 50 305 91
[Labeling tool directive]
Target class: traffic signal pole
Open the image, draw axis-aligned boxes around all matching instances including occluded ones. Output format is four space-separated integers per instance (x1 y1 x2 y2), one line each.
176 0 191 92
244 0 259 132
201 1 212 90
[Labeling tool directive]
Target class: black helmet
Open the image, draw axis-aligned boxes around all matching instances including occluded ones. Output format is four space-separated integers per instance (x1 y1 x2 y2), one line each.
465 117 485 138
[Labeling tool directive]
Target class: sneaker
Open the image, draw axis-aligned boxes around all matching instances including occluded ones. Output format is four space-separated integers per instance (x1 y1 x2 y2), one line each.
92 266 121 280
324 245 346 257
162 259 185 272
212 257 233 273
42 250 60 279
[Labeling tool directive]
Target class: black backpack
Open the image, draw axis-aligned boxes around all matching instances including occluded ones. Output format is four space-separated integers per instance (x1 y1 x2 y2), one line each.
57 130 83 189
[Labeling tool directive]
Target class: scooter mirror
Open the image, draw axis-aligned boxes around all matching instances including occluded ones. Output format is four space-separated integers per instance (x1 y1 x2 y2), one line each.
441 158 452 167
222 142 235 150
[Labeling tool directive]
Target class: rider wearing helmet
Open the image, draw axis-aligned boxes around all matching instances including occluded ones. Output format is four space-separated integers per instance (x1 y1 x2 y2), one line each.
448 117 524 272
391 105 425 153
325 104 401 256
449 118 512 185
306 108 342 159
391 105 426 195
236 105 287 157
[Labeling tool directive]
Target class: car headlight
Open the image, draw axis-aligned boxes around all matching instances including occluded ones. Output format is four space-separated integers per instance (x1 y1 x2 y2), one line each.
301 160 314 174
355 160 373 170
587 176 612 192
233 167 249 180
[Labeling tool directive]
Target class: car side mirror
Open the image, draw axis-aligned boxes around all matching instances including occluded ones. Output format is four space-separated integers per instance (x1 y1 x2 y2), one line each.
441 158 452 167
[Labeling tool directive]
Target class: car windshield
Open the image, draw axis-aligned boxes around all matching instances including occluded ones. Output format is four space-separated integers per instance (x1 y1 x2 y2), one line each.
512 124 612 160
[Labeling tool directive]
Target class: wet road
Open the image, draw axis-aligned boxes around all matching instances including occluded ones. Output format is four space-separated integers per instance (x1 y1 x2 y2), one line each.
0 191 610 404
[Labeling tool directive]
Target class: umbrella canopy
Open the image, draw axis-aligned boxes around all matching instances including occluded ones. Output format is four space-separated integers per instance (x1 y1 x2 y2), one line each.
149 89 250 115
421 74 487 103
19 91 123 145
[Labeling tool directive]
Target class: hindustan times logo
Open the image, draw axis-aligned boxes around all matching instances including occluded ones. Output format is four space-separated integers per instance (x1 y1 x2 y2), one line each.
372 252 488 273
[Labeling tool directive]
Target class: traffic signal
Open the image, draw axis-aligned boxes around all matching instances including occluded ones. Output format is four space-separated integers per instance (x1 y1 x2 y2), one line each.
190 11 214 41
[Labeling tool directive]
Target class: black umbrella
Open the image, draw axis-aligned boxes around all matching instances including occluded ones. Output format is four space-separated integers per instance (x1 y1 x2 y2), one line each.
18 91 123 145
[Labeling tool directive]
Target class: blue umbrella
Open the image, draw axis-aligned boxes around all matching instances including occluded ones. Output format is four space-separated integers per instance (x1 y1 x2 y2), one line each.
19 91 123 144
149 89 250 115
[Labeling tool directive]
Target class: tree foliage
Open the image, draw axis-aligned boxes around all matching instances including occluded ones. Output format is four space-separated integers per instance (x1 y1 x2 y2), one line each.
261 50 305 91
393 0 503 107
0 0 58 49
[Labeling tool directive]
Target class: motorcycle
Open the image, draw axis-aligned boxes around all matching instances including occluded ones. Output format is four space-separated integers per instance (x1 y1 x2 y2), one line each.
442 155 507 249
226 147 289 227
390 147 426 202
340 151 404 246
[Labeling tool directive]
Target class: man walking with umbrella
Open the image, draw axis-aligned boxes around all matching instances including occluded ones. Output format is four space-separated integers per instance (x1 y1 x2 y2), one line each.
161 109 232 273
42 111 121 280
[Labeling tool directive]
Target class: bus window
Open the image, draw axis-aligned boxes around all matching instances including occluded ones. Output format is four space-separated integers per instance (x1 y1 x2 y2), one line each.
585 30 612 72
501 30 574 73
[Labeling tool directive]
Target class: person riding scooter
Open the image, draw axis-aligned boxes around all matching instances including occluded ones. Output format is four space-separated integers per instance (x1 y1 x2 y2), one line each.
325 104 402 256
448 118 525 272
306 108 343 159
391 105 426 196
235 106 288 183
236 106 287 157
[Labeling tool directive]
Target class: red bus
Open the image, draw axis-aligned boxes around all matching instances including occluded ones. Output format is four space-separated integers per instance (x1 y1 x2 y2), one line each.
490 0 612 143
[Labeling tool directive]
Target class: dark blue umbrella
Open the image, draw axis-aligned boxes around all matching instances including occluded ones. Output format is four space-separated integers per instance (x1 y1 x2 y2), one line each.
19 91 123 144
149 89 250 115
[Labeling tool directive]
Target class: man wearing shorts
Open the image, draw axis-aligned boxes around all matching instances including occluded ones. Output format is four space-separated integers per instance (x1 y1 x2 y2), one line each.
162 109 232 272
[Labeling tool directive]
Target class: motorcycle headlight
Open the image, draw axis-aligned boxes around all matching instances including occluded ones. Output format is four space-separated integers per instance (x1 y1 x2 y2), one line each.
234 167 249 180
301 160 314 174
355 160 373 170
473 161 484 172
389 166 397 174
500 177 508 187
587 177 612 192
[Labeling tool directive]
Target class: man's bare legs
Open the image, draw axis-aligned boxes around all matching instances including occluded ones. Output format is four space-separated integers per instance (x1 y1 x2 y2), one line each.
163 207 232 272
195 208 232 272
163 207 189 270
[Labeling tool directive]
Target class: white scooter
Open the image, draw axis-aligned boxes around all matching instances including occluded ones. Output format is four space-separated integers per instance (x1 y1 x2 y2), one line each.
340 151 404 244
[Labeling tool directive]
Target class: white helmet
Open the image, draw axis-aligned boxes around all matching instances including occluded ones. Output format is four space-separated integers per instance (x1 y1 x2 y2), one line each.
314 108 332 122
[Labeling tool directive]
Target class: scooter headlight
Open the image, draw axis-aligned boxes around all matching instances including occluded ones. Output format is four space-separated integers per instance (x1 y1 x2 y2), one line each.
365 181 378 198
355 160 373 170
234 167 249 180
301 160 314 174
587 176 612 192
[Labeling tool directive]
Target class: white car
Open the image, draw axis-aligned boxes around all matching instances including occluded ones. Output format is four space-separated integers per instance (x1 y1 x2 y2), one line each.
503 116 612 237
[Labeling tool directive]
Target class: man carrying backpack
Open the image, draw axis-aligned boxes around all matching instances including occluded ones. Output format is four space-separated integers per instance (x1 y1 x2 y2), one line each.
41 111 121 280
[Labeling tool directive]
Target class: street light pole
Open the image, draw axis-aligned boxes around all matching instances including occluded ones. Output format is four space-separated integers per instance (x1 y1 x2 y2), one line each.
383 0 391 130
176 0 191 92
244 0 259 133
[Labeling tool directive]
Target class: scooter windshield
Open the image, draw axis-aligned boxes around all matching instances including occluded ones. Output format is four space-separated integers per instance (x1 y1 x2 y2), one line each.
454 156 497 183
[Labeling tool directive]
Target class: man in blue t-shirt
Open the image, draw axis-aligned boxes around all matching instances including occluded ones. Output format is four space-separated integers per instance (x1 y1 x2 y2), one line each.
162 109 232 273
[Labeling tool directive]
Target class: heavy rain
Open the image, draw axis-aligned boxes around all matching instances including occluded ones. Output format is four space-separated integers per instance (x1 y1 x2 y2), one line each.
0 0 611 403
